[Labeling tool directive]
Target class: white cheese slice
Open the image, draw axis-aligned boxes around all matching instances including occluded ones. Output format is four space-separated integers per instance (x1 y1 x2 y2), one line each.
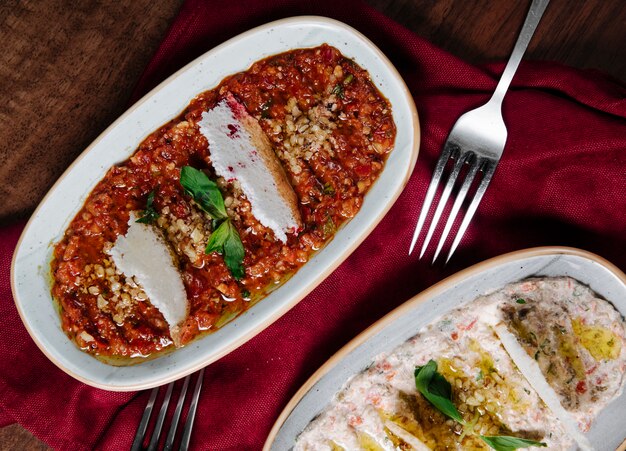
198 93 302 242
492 322 593 451
108 213 188 343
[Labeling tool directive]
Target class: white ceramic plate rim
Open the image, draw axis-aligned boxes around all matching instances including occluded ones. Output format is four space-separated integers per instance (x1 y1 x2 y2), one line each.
10 16 419 391
265 246 626 450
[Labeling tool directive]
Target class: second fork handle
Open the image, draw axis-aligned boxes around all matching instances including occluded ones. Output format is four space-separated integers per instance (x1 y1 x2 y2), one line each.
491 0 550 105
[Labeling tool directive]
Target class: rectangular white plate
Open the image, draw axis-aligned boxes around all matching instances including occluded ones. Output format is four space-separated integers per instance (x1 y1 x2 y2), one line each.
266 247 626 451
10 16 419 391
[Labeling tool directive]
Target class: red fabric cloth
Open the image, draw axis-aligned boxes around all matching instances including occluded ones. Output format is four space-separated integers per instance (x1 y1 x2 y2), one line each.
2 0 626 449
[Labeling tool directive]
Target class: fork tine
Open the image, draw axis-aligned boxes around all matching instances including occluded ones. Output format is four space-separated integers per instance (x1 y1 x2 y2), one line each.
179 367 205 451
445 161 497 264
147 381 175 451
432 156 481 264
163 375 191 451
408 144 453 255
131 386 160 451
419 151 468 259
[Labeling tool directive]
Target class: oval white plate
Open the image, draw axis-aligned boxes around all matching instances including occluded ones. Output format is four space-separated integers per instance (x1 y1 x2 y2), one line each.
10 17 419 391
266 247 626 451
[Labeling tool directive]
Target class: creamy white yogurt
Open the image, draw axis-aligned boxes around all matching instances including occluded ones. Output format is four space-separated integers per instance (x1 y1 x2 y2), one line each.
295 277 626 450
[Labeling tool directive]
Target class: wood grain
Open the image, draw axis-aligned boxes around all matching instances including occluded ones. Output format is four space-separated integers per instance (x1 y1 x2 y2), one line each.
0 0 184 223
1 0 624 447
0 424 48 451
369 0 626 78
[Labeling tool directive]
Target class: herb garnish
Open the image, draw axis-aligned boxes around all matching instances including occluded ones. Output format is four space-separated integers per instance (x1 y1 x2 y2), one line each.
414 360 463 422
415 360 546 450
331 73 355 100
136 190 160 224
180 166 227 221
205 219 245 279
516 298 526 304
180 166 245 279
332 83 344 99
322 217 335 237
322 182 335 196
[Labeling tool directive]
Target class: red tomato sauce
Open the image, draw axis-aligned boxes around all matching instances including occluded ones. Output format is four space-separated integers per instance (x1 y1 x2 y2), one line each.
51 45 396 362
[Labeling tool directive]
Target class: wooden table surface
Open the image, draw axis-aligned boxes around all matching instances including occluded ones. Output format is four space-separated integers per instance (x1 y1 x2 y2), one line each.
1 0 624 449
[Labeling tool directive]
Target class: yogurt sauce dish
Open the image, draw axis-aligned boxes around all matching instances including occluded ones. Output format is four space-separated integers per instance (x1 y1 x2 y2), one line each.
267 247 626 451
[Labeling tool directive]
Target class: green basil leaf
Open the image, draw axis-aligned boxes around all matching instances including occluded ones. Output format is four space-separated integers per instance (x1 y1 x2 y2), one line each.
135 211 158 224
205 220 245 280
136 213 156 224
146 190 156 208
223 220 245 280
136 190 159 224
480 435 547 451
414 360 463 423
427 370 453 399
516 298 526 304
205 220 230 254
181 166 244 279
180 166 227 220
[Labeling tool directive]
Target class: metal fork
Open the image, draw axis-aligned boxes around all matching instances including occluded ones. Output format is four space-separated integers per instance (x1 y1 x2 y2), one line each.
131 368 205 451
408 0 550 263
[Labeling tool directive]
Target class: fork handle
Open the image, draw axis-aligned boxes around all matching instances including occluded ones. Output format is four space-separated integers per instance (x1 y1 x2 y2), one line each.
491 0 550 105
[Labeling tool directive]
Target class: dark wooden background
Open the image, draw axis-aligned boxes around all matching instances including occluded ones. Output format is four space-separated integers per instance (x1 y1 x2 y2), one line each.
1 0 624 448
